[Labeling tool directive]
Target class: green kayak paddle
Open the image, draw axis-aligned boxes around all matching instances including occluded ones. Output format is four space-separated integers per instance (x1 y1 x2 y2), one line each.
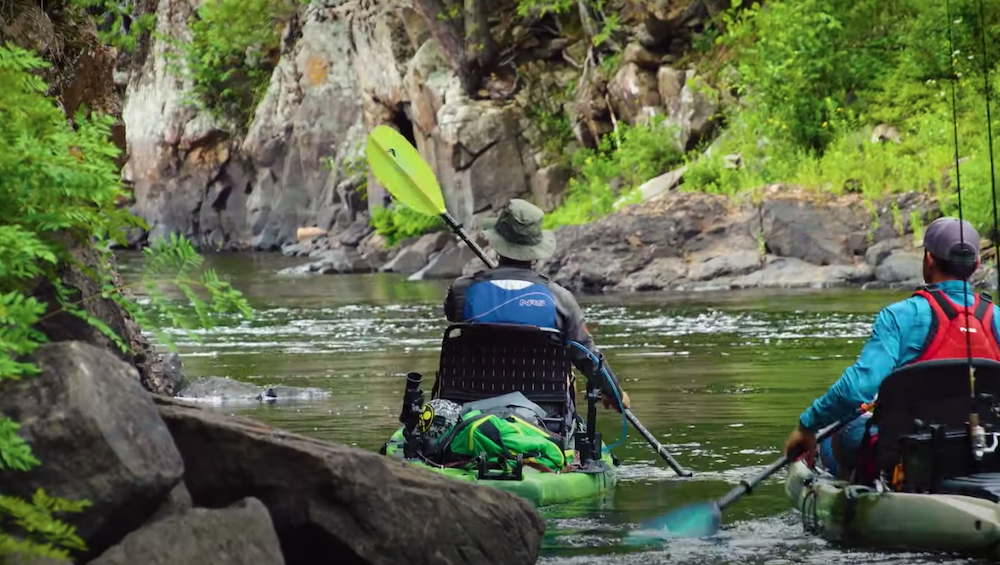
629 405 872 542
366 125 496 269
364 125 694 478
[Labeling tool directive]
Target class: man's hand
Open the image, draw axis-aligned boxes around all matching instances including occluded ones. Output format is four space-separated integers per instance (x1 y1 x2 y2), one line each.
783 423 817 458
601 390 630 412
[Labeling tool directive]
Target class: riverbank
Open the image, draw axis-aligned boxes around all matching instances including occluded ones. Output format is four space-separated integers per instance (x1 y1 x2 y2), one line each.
276 186 998 293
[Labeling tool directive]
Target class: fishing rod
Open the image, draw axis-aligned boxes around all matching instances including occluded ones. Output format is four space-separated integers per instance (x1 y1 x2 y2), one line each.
946 0 1000 461
977 0 1000 299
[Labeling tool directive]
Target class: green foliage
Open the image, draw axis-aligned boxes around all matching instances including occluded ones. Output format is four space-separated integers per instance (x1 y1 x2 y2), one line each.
526 105 575 166
71 0 156 52
544 117 684 228
679 0 1000 232
0 42 253 562
370 205 443 247
165 0 294 128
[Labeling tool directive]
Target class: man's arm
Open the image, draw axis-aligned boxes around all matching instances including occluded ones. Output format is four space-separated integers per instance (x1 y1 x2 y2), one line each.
549 285 624 399
443 276 473 322
798 306 904 432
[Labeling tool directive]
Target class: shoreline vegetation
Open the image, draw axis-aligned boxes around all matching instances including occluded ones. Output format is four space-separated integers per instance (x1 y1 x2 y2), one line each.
366 0 1000 239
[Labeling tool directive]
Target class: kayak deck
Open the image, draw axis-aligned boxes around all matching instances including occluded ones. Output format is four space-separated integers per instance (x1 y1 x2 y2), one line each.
383 428 617 507
786 459 1000 556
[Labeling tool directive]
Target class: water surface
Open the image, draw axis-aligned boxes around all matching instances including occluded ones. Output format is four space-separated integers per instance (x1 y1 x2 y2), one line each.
115 251 991 565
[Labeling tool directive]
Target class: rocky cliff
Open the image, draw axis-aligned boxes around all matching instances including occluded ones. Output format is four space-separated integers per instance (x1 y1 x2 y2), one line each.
121 0 723 256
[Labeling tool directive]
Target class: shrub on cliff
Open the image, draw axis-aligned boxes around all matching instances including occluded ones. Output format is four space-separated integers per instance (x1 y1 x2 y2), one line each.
544 117 683 228
0 42 252 562
168 0 296 128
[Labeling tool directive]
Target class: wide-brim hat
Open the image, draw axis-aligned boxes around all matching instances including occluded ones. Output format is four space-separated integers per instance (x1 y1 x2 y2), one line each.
482 199 556 262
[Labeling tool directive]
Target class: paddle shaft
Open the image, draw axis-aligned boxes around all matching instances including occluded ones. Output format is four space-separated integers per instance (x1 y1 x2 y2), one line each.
716 407 867 511
625 408 694 477
441 212 497 269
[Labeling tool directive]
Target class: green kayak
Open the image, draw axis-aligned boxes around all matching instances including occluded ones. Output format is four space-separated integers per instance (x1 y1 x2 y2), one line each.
785 459 1000 557
382 427 617 507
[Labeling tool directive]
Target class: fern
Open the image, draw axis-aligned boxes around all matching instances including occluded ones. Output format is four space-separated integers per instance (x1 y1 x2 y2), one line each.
0 42 253 562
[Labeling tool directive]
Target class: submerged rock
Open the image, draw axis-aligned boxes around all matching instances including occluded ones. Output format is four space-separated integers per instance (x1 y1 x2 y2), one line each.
154 396 545 565
0 342 184 561
176 376 331 404
89 498 285 565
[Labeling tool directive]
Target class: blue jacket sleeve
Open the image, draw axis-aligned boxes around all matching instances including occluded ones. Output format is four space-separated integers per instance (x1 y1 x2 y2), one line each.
799 306 904 432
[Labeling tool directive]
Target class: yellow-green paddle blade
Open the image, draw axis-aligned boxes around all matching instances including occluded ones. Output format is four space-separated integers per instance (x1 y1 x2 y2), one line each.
365 125 446 216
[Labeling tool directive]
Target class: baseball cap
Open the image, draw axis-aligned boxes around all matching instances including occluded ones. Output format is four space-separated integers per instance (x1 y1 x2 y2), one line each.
923 217 980 264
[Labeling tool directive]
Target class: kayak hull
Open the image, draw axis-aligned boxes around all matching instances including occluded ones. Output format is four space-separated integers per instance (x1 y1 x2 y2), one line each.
785 459 1000 556
383 427 617 507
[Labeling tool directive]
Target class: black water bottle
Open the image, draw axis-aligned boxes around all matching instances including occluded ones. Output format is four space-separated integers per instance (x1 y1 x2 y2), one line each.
399 372 423 426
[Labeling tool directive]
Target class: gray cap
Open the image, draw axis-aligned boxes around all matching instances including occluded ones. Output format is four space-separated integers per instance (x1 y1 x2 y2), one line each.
923 217 980 264
482 199 556 262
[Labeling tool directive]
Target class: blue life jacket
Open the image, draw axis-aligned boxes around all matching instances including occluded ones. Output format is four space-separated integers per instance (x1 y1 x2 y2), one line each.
461 268 558 330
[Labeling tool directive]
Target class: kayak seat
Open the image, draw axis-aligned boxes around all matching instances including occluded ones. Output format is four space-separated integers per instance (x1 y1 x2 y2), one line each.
938 473 1000 502
861 358 1000 490
431 323 576 439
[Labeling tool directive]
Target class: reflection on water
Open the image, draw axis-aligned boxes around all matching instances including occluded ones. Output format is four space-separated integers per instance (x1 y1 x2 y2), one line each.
115 251 989 565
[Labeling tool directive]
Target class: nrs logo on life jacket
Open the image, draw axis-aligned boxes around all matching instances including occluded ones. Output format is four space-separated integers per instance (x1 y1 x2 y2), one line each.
911 288 1000 363
462 274 558 329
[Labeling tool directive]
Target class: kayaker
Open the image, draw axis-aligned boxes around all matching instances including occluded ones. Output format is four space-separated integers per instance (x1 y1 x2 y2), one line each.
442 198 631 413
782 217 1000 478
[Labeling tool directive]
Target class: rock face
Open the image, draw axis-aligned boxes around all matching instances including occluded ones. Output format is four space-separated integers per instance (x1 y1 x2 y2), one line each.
125 0 366 252
0 342 184 561
123 0 723 255
89 498 286 565
155 395 546 565
536 187 940 293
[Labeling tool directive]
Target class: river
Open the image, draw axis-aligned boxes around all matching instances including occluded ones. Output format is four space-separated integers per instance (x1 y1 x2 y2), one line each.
115 251 988 565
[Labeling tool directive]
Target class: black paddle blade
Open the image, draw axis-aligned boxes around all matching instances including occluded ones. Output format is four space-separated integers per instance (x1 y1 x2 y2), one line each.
626 502 722 544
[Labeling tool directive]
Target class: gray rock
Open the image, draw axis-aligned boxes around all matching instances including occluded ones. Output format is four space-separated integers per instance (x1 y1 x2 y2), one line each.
875 250 923 284
176 376 331 404
612 257 687 291
146 482 194 524
865 236 912 267
89 498 285 565
380 231 452 274
688 250 761 281
260 385 331 401
531 164 569 211
408 241 482 280
154 396 545 565
276 247 371 277
0 342 184 560
759 196 868 265
176 376 261 401
608 62 661 125
730 256 875 289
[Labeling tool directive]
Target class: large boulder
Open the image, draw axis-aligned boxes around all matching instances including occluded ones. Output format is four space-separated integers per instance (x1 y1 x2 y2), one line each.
542 191 753 292
88 498 285 565
153 396 545 565
0 342 184 561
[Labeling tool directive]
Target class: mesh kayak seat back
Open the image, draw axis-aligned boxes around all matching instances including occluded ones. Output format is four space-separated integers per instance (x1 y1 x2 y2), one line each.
431 323 576 438
867 358 1000 486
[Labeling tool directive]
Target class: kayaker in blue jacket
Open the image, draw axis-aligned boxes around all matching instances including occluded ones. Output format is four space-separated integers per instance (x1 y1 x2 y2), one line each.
443 198 631 412
783 217 1000 478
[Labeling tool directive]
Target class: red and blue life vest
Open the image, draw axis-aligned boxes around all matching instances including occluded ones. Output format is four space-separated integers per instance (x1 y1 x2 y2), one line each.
909 288 1000 363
